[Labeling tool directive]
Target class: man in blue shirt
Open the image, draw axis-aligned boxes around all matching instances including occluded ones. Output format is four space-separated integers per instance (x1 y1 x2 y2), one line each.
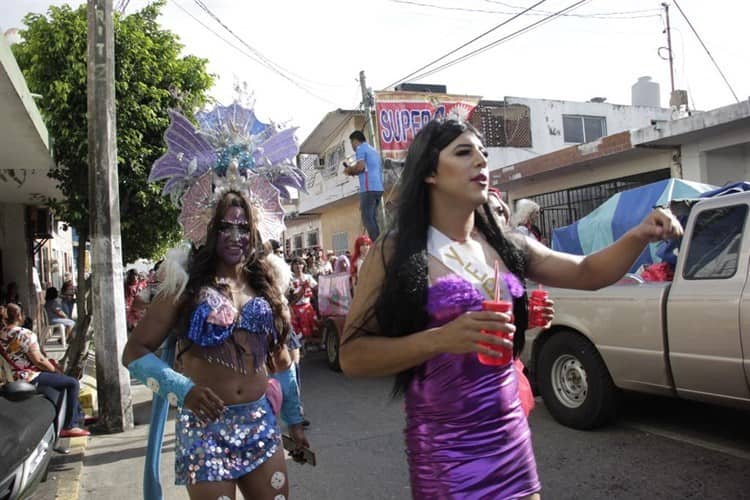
343 130 384 241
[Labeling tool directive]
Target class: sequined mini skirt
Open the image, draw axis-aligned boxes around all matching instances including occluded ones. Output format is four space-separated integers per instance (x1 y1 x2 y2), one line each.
175 395 281 485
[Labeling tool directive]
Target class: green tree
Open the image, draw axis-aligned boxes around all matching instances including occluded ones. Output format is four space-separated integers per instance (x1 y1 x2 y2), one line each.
13 0 213 264
13 1 213 373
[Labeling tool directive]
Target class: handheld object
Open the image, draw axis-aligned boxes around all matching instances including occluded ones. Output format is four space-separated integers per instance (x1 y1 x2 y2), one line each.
282 434 316 466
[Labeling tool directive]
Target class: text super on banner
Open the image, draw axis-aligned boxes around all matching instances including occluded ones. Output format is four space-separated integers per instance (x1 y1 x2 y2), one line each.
374 91 481 159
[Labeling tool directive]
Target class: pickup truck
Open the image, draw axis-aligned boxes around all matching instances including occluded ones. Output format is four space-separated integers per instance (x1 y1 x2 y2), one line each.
524 191 750 429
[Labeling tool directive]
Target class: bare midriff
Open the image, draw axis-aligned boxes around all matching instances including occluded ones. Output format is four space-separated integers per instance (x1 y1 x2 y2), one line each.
177 336 293 405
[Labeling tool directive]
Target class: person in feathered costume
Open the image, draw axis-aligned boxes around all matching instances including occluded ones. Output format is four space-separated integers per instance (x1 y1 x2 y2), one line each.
122 102 309 499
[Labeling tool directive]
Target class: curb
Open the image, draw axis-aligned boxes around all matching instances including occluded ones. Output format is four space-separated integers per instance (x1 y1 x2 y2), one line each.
50 435 90 500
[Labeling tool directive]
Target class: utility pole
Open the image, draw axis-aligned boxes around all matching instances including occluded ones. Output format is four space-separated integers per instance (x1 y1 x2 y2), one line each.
87 0 133 433
358 70 387 228
661 2 675 95
359 70 378 149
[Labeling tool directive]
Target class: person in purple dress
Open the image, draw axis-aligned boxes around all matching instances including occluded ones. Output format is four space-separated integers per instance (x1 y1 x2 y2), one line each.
339 119 683 499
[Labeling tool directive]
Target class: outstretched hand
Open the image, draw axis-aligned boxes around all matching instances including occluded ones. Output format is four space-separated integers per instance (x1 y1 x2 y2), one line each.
633 207 684 244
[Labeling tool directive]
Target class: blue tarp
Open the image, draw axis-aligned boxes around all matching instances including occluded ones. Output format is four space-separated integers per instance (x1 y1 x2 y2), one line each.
552 178 716 273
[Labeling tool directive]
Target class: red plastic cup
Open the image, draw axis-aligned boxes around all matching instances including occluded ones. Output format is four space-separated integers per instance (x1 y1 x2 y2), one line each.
477 300 513 366
528 288 550 328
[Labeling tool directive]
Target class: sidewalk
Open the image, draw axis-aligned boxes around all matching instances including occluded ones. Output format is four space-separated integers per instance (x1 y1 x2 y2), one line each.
35 343 306 499
34 339 186 499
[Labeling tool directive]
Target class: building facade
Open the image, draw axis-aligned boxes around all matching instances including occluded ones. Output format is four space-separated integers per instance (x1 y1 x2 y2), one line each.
492 100 750 242
296 93 672 253
294 109 370 256
0 34 63 321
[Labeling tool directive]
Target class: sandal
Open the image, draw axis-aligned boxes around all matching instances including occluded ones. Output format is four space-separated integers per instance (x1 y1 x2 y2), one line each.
60 427 90 438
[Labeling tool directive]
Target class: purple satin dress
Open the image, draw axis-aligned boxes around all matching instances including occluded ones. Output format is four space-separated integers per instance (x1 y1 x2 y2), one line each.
405 275 540 499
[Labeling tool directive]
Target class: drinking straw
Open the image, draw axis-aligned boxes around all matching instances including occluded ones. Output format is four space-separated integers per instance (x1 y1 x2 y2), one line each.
494 260 501 302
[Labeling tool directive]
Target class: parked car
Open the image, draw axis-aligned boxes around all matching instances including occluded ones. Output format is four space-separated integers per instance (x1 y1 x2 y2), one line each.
0 381 67 500
523 191 750 429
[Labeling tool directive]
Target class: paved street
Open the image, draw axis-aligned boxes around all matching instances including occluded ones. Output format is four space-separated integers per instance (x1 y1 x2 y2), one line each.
73 350 750 499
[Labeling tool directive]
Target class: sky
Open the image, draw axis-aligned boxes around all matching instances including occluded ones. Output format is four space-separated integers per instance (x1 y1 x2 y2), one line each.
2 0 749 140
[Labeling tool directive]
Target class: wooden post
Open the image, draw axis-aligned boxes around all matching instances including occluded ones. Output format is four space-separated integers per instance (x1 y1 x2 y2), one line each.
87 0 133 433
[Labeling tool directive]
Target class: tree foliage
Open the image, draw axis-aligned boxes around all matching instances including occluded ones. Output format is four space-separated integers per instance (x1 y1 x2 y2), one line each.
12 1 214 262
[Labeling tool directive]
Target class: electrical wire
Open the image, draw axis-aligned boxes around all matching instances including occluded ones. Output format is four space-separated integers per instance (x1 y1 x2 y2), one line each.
480 0 658 18
405 0 590 83
181 0 343 105
390 0 659 19
384 0 551 89
672 0 739 103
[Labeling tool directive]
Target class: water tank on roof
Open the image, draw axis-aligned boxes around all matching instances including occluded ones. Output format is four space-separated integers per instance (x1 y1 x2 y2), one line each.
631 76 660 107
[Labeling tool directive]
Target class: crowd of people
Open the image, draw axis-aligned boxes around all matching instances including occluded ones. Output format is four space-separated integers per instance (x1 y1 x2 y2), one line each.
2 105 685 499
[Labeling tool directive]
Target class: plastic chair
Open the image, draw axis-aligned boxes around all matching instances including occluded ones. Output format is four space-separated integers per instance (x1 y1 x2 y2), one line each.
44 319 67 347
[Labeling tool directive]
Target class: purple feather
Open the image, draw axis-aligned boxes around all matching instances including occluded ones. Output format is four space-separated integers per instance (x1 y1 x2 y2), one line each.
196 103 269 137
255 128 299 165
427 275 484 322
503 272 525 298
149 111 216 183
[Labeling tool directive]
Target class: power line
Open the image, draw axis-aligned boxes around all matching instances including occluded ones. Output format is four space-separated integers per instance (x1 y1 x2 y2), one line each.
406 0 590 83
672 0 739 103
384 0 551 89
390 0 658 19
183 0 342 105
480 0 658 18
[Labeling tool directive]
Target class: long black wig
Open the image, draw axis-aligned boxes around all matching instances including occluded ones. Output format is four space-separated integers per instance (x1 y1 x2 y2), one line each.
348 119 529 396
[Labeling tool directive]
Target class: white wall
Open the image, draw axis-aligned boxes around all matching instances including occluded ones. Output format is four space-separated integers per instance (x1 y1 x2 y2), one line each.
704 145 750 187
299 120 361 213
488 97 673 171
680 127 750 184
48 220 74 288
285 217 322 252
0 203 32 309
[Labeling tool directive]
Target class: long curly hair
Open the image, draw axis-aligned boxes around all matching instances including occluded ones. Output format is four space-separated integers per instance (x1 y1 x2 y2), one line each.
348 119 529 396
178 191 290 363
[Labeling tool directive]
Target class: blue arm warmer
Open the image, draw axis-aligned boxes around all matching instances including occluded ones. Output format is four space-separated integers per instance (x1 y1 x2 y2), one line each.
127 352 195 407
270 366 304 426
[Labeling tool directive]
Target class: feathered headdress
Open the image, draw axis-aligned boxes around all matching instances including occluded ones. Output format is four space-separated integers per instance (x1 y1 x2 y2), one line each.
148 102 306 246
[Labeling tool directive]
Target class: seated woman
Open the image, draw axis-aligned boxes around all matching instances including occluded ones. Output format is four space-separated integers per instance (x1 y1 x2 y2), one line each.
0 303 89 437
44 287 76 341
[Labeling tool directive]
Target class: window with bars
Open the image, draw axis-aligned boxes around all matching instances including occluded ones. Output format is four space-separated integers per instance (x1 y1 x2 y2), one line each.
332 232 348 254
525 169 671 244
470 101 532 147
562 115 607 143
293 234 303 251
324 141 346 178
307 230 319 248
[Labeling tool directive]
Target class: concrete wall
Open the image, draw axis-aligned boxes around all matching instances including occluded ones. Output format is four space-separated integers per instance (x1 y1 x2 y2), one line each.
0 203 32 309
488 97 672 171
704 144 750 186
284 216 322 255
506 149 676 204
680 127 750 184
320 197 362 254
299 118 364 214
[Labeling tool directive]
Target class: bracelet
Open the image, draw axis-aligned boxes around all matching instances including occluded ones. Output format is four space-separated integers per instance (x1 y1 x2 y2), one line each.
127 352 195 407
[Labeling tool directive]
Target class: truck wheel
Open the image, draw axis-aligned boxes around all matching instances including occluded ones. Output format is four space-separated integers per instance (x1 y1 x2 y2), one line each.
324 319 342 372
537 330 617 429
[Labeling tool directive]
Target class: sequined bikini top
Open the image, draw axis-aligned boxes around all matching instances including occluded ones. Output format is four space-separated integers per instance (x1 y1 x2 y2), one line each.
183 287 279 374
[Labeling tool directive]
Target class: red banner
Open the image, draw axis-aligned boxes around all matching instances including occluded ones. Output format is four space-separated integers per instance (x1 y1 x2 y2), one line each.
374 91 481 159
